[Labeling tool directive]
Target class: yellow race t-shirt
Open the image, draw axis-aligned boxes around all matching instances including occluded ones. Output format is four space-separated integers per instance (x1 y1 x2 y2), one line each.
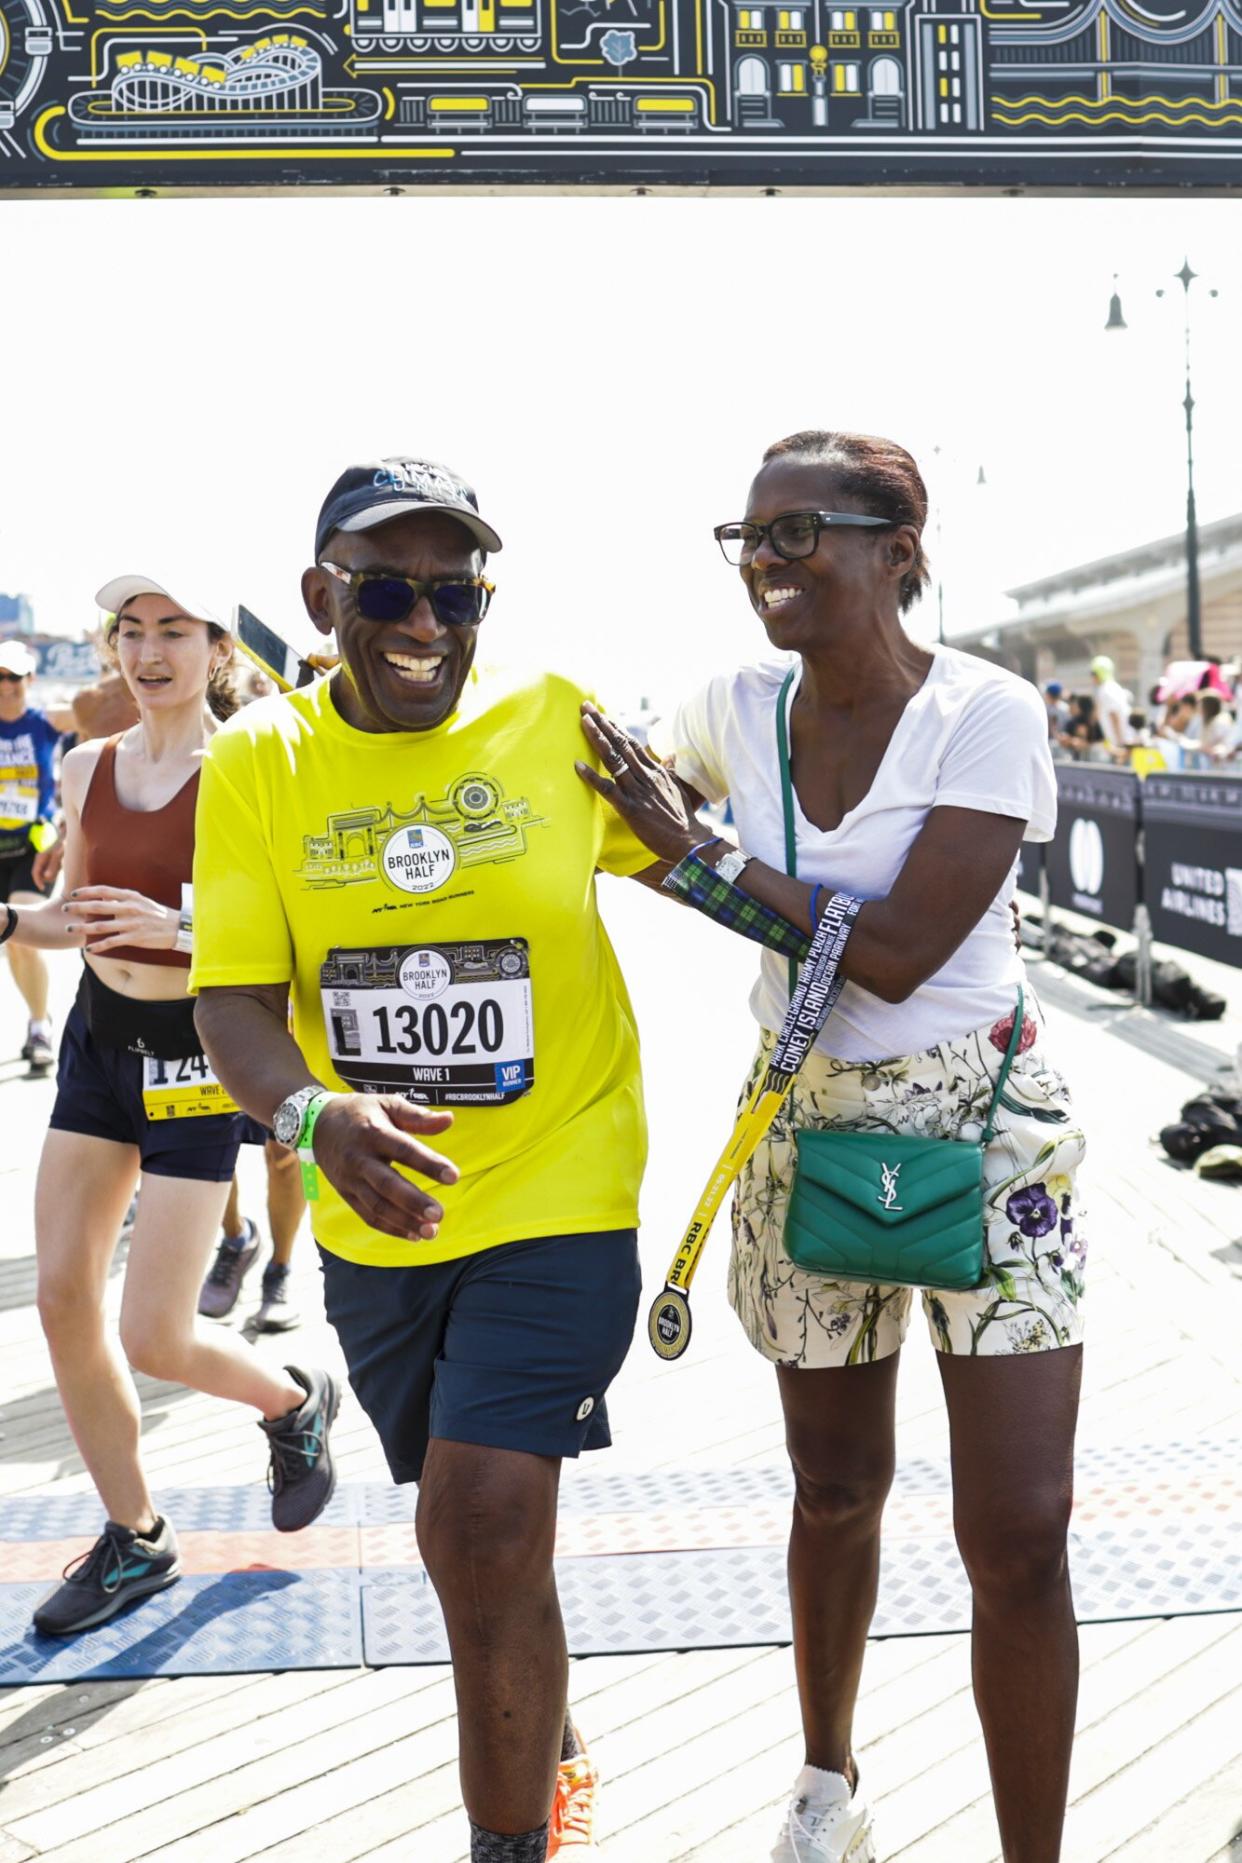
190 664 651 1266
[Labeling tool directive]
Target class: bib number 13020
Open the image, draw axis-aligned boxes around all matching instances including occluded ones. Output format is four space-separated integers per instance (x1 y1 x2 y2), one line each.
321 939 534 1107
370 995 504 1058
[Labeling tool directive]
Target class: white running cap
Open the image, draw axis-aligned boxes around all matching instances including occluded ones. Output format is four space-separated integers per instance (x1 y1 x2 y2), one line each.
95 575 224 629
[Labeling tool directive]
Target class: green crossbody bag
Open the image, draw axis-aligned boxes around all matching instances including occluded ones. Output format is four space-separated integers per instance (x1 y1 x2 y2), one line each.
775 666 1025 1292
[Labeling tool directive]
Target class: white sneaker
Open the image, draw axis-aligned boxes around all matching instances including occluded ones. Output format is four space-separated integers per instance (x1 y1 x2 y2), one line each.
770 1766 876 1862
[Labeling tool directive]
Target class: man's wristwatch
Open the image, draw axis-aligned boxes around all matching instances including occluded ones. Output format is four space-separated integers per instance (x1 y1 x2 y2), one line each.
272 1085 334 1150
715 844 753 886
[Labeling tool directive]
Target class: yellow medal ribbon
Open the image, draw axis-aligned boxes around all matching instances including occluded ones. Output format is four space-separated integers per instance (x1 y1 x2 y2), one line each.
648 891 862 1360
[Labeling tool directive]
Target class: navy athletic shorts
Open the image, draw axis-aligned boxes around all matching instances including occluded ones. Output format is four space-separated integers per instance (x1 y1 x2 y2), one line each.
319 1229 641 1483
48 1000 265 1182
0 849 51 902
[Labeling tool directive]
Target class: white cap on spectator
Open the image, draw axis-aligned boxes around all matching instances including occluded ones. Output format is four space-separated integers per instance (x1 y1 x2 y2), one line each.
0 641 37 678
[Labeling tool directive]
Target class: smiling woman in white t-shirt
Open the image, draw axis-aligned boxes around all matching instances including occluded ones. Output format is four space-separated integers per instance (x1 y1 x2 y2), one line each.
578 430 1086 1863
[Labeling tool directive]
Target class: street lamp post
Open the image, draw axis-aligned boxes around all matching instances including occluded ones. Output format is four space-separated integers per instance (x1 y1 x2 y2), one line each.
1106 258 1219 664
929 446 987 647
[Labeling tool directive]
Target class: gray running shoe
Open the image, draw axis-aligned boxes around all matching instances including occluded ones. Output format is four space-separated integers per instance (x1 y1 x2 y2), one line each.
198 1217 261 1318
26 1023 53 1075
260 1365 340 1532
33 1517 181 1637
255 1261 300 1333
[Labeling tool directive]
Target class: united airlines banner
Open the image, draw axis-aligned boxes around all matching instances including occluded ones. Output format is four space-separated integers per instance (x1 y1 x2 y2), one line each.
1142 772 1242 968
1 0 1240 190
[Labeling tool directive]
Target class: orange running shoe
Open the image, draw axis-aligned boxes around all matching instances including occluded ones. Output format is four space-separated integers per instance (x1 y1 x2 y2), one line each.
547 1742 601 1857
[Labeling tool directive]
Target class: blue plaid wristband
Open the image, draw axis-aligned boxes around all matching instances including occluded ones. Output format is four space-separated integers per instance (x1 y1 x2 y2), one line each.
661 851 811 960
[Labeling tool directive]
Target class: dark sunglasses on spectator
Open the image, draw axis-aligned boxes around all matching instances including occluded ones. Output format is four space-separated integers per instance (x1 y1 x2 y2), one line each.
321 562 494 628
714 510 894 567
0 671 29 684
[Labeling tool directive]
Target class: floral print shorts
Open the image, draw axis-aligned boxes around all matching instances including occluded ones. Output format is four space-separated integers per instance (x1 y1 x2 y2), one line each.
729 995 1087 1366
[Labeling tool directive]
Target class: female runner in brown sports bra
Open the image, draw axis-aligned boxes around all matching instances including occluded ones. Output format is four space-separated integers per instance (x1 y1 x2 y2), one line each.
1 575 339 1636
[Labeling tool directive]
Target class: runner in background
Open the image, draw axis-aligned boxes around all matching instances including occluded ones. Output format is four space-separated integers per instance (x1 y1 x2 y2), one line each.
2 575 339 1637
192 458 655 1862
198 656 306 1327
0 641 65 1073
200 1139 306 1331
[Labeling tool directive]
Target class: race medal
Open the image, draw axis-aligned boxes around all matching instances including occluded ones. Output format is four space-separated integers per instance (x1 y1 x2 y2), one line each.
142 1053 239 1121
648 1288 692 1361
321 940 534 1106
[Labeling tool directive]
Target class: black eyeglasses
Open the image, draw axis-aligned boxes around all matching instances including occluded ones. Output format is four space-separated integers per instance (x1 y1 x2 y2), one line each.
0 671 29 684
713 510 894 567
321 562 494 628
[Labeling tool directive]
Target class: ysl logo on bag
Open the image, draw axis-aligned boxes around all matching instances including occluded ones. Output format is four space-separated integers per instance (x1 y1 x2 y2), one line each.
878 1162 903 1211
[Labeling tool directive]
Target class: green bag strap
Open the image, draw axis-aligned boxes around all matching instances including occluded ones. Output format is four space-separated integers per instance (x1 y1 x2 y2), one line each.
776 660 1025 1140
775 666 799 998
981 982 1026 1145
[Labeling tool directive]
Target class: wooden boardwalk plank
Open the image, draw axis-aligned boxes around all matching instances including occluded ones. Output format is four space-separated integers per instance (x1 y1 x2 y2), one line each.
2 917 1241 1859
0 1667 364 1819
9 1668 458 1860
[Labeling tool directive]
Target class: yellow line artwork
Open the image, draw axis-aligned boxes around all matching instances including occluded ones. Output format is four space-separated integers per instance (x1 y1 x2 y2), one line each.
993 106 1242 125
3 0 1240 194
33 104 457 157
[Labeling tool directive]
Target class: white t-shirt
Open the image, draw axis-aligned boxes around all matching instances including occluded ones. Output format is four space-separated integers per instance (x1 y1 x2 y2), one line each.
661 645 1057 1062
1094 679 1133 748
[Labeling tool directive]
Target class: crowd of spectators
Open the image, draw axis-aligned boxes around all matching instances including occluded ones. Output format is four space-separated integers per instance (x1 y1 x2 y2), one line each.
1042 656 1242 772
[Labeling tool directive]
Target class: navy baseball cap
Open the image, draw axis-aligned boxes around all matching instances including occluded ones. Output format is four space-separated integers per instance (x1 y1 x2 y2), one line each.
314 457 503 560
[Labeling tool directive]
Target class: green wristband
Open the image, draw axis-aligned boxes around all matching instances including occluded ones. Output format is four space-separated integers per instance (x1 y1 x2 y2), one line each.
296 1091 334 1202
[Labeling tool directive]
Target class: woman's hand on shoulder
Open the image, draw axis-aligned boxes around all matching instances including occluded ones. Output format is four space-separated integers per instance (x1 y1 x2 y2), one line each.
575 702 704 864
62 885 179 953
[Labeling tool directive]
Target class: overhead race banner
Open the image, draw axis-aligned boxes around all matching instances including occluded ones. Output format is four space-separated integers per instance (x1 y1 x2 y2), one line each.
1142 772 1242 968
1 0 1240 191
1046 764 1140 931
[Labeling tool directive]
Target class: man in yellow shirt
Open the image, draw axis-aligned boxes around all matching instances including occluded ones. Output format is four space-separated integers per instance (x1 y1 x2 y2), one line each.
193 458 652 1863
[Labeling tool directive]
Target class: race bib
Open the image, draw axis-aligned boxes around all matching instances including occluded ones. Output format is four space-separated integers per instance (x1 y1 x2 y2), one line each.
142 1053 239 1121
321 939 534 1106
0 764 39 827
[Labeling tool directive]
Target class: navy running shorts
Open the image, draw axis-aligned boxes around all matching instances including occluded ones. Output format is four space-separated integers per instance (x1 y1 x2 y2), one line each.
319 1229 641 1483
0 849 51 903
48 1001 265 1182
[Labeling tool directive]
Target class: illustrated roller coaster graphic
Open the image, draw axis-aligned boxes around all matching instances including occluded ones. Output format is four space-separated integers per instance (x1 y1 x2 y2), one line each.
63 35 383 140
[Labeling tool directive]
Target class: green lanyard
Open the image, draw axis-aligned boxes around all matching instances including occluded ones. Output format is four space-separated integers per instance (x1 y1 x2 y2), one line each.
773 663 1024 1135
775 665 801 1000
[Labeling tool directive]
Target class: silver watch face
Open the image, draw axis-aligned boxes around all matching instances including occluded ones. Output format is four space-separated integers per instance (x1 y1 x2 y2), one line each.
273 1095 306 1147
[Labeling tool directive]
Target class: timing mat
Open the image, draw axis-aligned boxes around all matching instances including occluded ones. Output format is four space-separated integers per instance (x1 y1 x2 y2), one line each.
0 1441 1237 1683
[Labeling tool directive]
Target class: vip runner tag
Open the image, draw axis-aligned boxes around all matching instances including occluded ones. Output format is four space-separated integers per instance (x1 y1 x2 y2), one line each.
142 1053 239 1121
321 939 534 1107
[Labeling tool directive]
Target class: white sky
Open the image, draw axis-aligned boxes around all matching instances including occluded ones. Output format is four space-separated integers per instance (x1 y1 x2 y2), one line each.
2 193 1239 711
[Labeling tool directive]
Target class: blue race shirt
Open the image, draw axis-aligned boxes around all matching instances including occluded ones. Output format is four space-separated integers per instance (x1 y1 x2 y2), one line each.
0 709 61 862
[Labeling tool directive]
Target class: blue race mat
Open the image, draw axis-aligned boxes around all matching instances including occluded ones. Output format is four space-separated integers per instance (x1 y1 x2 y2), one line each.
0 1483 359 1542
359 1515 1242 1667
0 1569 362 1683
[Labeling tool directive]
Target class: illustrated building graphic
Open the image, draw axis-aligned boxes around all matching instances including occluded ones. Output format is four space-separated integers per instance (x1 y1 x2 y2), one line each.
0 0 1238 182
